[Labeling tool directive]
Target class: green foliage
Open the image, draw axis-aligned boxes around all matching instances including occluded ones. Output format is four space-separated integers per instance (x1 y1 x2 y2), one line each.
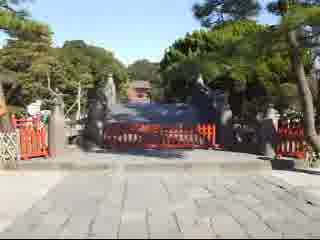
160 20 294 113
278 82 301 110
0 0 52 130
128 59 158 81
161 21 266 70
127 59 164 102
162 0 320 116
0 0 51 41
61 40 129 95
161 58 201 102
0 39 54 106
0 39 129 116
193 0 320 28
192 0 261 27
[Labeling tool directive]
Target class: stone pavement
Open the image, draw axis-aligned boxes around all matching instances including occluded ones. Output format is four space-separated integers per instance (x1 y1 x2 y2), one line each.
17 149 271 174
0 171 66 233
272 169 320 205
1 171 320 239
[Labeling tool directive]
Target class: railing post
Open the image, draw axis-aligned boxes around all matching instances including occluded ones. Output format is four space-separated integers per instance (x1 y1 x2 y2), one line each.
11 114 17 129
15 128 21 162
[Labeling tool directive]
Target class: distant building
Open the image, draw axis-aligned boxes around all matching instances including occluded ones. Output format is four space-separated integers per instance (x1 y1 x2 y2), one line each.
127 81 151 103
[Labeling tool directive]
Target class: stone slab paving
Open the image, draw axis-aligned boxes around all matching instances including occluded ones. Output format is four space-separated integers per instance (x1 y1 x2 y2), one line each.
17 149 271 175
1 172 320 239
0 171 66 234
272 170 320 203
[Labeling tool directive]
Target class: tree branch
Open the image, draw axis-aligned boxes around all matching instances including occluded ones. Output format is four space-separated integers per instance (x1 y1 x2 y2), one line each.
5 83 18 100
46 72 58 97
2 4 17 13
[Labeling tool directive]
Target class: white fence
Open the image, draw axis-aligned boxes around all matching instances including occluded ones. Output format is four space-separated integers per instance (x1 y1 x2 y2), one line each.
0 131 18 169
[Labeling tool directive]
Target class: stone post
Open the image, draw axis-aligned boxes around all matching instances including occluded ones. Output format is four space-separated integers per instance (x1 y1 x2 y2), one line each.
105 73 117 109
48 105 67 159
83 84 110 150
259 105 280 157
218 104 233 150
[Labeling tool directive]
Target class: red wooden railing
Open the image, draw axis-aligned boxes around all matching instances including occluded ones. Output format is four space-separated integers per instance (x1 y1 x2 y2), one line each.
276 121 306 159
11 115 49 160
104 123 218 150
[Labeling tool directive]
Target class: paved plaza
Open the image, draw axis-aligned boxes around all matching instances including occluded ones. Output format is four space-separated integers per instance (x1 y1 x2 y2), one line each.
0 171 66 234
1 169 320 239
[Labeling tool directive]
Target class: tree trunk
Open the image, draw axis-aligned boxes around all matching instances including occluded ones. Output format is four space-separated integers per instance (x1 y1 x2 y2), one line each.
316 78 320 129
0 79 12 131
287 30 320 153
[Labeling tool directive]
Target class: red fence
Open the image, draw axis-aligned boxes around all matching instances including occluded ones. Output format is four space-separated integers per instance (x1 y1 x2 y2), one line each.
104 123 218 150
276 121 306 159
12 115 49 160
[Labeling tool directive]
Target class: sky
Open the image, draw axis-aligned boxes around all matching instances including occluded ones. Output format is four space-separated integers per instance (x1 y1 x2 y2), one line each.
5 0 279 65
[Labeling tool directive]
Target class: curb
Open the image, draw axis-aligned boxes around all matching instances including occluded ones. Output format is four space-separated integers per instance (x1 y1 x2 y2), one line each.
15 159 272 174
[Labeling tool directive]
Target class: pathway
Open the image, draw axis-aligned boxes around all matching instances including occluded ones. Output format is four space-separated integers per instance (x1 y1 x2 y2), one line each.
0 171 66 233
1 171 320 238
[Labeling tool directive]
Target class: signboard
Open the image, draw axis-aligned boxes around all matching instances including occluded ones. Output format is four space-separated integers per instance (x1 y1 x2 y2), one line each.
27 100 42 116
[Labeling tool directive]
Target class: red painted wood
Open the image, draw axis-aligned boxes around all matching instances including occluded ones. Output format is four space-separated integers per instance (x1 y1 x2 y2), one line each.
104 123 218 150
276 121 306 159
11 115 48 160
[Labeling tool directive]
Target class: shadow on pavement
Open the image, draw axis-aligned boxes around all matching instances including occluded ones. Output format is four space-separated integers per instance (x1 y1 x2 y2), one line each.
76 135 189 160
270 159 296 170
292 168 320 175
261 156 320 175
258 156 295 170
92 148 189 160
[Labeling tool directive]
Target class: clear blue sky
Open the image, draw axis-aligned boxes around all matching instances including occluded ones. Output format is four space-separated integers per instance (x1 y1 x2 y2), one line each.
17 0 278 65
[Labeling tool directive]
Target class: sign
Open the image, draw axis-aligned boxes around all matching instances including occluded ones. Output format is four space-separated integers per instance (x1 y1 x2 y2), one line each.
27 100 42 116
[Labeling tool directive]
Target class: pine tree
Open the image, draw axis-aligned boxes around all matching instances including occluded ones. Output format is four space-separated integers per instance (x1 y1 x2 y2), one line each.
0 0 51 130
192 0 320 153
192 0 261 27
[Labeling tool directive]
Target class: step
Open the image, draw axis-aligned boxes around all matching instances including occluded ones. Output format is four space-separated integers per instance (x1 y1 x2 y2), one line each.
15 150 272 174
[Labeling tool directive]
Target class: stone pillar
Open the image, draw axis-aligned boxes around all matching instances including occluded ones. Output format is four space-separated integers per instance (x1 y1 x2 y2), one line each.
83 85 110 150
259 106 280 157
218 104 233 149
105 73 117 109
48 105 67 158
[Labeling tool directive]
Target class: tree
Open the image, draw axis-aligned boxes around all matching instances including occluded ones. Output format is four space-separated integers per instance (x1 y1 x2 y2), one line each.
60 40 129 108
191 0 320 153
159 20 296 113
0 39 53 105
280 1 320 152
0 39 130 119
128 59 159 81
127 59 164 102
0 0 51 129
193 0 261 27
